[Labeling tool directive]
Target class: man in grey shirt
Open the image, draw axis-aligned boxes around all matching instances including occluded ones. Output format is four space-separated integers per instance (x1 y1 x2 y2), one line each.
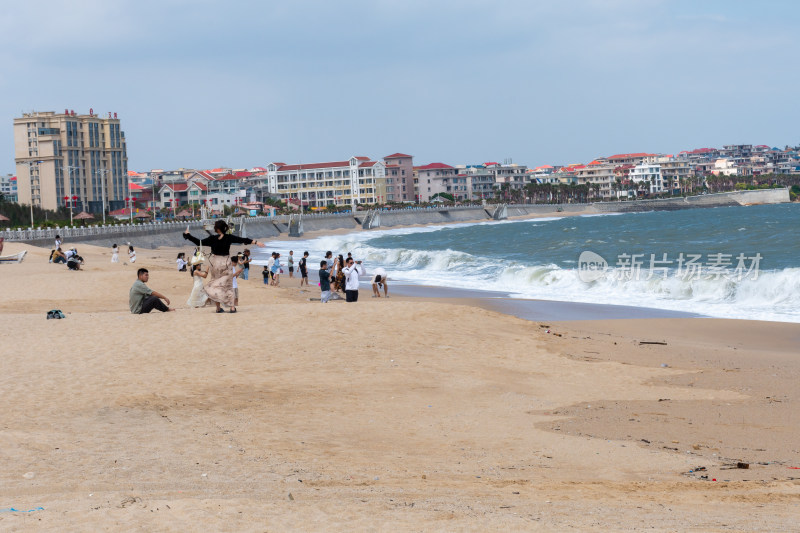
129 268 174 314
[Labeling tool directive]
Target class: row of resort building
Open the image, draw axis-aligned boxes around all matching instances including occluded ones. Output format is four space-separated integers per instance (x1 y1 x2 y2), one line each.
8 109 800 214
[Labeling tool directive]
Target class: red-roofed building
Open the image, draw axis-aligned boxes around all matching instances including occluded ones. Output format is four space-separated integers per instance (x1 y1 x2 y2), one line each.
383 152 414 201
415 163 465 202
1 173 17 202
257 156 387 208
606 153 658 166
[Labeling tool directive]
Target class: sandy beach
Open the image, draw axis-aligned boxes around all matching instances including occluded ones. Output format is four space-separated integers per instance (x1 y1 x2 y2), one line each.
1 239 799 531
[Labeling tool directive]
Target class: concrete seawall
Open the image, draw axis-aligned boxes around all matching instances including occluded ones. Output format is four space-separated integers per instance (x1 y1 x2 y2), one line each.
5 188 790 249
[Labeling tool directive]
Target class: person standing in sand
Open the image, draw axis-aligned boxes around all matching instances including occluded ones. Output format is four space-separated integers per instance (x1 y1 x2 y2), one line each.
182 220 264 313
341 257 363 302
299 251 309 286
267 252 275 285
288 250 294 278
333 254 346 293
240 249 251 280
187 263 211 308
129 268 174 313
319 260 332 303
111 244 119 263
271 252 282 286
128 245 136 263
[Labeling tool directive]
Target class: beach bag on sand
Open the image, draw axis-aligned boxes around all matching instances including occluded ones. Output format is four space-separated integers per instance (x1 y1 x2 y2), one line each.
46 309 66 319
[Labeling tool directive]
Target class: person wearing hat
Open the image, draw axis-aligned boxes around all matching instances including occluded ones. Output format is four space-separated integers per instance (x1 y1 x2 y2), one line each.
187 260 211 308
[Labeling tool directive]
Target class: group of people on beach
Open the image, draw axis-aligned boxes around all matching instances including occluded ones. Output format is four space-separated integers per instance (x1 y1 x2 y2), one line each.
128 222 389 314
49 234 139 270
48 235 85 270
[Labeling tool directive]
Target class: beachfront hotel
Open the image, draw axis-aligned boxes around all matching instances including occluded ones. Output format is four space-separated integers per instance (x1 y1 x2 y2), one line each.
13 110 129 213
254 157 387 208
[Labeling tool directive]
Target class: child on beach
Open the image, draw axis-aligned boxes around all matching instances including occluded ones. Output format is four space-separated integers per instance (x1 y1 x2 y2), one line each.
267 253 275 284
231 255 243 309
288 250 294 278
176 252 187 271
262 265 270 285
187 263 210 308
128 245 136 263
271 252 282 286
241 249 251 280
111 244 119 263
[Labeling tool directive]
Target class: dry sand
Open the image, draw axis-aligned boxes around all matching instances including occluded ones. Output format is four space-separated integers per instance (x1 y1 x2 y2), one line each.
1 240 799 531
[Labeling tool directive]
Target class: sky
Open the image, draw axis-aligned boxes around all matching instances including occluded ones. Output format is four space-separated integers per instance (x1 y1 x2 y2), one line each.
2 0 798 173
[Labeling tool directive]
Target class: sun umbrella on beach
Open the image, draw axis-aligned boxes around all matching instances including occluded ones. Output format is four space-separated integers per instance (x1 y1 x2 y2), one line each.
176 209 192 219
73 211 94 226
134 212 152 219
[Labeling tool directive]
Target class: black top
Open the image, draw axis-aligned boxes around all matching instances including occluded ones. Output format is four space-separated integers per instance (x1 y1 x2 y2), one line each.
183 232 254 256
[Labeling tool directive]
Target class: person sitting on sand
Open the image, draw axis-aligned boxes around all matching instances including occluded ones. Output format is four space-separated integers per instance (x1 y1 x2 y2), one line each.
129 268 174 313
66 251 84 271
176 252 187 272
51 247 67 264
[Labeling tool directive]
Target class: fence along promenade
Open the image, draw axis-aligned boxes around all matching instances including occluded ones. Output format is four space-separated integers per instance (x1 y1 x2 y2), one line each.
1 188 789 244
0 206 488 243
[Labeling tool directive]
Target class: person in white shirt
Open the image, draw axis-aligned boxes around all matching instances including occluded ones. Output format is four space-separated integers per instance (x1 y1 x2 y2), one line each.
341 257 363 302
266 253 275 285
176 252 187 271
111 243 119 263
371 267 389 298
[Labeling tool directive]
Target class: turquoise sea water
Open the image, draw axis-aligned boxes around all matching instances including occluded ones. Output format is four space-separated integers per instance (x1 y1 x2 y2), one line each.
253 203 800 322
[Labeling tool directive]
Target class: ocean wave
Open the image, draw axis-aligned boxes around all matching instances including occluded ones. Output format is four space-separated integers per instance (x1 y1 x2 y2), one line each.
383 248 800 322
248 207 800 323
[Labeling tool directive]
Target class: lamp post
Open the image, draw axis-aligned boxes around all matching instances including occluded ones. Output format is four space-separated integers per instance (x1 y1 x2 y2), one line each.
18 160 44 228
66 166 82 225
95 168 109 224
63 195 78 225
124 196 134 224
126 179 134 224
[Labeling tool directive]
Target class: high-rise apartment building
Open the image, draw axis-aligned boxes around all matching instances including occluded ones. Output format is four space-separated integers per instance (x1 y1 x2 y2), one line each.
14 109 128 213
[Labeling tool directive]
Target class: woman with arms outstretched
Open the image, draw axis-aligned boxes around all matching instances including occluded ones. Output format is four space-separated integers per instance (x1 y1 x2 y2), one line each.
183 220 264 313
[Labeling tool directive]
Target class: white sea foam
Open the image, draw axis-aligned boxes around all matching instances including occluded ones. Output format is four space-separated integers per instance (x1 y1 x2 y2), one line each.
250 211 800 323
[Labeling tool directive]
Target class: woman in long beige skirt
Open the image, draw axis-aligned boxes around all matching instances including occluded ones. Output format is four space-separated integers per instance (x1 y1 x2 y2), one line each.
183 220 264 313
